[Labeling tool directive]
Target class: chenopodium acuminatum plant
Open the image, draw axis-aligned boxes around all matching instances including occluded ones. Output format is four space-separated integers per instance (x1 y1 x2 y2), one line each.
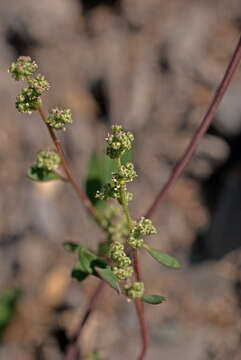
9 56 180 305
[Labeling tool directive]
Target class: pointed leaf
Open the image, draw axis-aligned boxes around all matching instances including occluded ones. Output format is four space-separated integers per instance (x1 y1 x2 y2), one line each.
142 295 166 305
28 166 61 182
146 247 180 268
94 266 121 294
63 242 80 253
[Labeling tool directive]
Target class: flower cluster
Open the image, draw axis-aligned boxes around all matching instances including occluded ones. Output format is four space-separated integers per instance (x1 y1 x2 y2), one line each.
106 125 134 159
133 217 157 236
28 74 50 96
110 242 133 280
46 108 72 130
96 183 120 201
112 162 137 184
8 56 38 81
36 150 61 171
16 87 40 113
124 282 144 299
9 57 50 114
127 217 156 248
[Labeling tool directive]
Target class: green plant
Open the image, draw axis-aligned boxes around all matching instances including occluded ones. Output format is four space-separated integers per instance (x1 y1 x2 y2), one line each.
8 36 241 360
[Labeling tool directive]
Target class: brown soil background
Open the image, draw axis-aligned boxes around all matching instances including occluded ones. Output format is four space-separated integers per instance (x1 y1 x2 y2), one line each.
0 1 241 359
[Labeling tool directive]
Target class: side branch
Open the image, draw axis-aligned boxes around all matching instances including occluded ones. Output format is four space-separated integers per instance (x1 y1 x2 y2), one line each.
145 35 241 219
38 105 103 227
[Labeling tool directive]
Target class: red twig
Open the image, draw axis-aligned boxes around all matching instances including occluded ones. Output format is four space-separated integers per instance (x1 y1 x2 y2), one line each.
145 35 241 219
64 281 105 360
38 105 103 228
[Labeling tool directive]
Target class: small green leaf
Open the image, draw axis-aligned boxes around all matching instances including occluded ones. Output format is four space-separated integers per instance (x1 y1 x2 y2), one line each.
145 247 180 268
63 242 80 252
142 294 166 305
95 266 121 294
28 166 61 182
0 288 20 337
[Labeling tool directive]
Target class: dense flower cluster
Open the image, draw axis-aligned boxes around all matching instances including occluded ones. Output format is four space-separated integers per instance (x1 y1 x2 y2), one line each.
124 282 144 299
127 217 156 248
112 162 137 183
133 217 157 236
8 56 38 81
110 242 133 280
46 108 72 130
106 125 134 159
28 74 50 96
36 150 61 171
16 87 40 113
9 57 50 114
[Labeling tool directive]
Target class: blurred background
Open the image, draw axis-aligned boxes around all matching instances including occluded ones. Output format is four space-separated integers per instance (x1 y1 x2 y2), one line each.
0 0 241 359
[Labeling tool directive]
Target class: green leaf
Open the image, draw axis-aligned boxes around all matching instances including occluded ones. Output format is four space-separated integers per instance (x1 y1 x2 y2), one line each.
0 288 20 337
28 166 61 182
145 247 180 268
85 152 103 207
63 242 80 253
71 248 107 283
121 149 133 165
94 266 121 294
71 262 89 282
142 294 166 305
78 251 97 274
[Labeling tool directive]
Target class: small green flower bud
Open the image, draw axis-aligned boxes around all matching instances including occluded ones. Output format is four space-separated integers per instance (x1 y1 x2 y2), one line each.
112 266 133 280
36 150 61 171
106 125 134 159
47 108 72 130
125 282 144 299
8 56 38 81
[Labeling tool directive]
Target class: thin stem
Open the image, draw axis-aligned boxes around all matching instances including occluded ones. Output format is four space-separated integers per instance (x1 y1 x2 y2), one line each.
133 250 148 360
37 104 103 228
145 35 241 219
115 157 148 360
64 281 105 360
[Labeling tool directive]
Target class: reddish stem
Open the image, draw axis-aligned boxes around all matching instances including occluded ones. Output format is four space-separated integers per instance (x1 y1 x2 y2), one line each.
145 35 241 219
38 105 103 227
133 249 148 360
64 281 105 360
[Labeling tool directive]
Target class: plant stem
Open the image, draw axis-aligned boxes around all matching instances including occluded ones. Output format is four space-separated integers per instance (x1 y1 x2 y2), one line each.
64 281 105 360
37 104 103 228
145 35 241 219
115 157 148 360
